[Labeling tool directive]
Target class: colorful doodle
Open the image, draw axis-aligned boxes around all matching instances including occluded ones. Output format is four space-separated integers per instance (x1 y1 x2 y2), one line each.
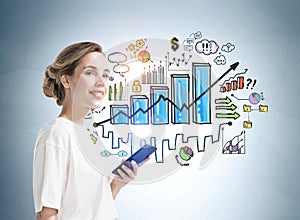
73 31 269 182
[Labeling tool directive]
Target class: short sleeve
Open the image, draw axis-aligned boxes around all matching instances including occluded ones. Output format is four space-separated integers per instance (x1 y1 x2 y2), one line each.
33 143 68 213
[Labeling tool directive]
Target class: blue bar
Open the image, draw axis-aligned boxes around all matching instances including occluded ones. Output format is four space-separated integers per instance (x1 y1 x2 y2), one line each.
130 95 149 125
192 63 211 124
171 74 190 124
150 86 169 124
110 105 129 124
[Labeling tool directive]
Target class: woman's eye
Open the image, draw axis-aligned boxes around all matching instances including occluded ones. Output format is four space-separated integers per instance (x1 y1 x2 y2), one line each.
102 73 109 78
86 71 94 75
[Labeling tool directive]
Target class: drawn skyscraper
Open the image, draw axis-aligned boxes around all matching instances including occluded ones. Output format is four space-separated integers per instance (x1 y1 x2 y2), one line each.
150 86 169 125
130 95 149 125
192 63 211 124
110 104 129 124
171 74 190 124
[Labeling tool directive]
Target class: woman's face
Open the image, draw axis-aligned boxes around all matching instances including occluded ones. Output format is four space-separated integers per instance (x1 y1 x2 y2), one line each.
69 52 109 110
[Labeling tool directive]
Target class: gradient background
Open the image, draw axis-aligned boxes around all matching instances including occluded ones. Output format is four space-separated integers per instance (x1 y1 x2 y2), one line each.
0 0 299 219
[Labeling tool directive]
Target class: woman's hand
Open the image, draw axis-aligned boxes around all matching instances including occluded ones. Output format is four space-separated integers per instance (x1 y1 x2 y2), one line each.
36 207 58 220
110 158 150 199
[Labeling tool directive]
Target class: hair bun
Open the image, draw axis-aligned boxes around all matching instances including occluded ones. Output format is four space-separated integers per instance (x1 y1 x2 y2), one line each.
43 65 58 98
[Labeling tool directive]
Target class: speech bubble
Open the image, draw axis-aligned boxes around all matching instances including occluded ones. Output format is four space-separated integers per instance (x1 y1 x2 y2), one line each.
113 64 130 74
108 52 127 63
221 42 235 53
214 55 226 65
195 39 219 55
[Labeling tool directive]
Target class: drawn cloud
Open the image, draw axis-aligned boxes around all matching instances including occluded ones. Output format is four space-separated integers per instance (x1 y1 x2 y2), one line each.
221 42 235 53
214 55 226 65
195 39 219 55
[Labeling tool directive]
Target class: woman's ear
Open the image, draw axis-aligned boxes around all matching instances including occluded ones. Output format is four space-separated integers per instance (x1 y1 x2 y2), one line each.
59 74 71 89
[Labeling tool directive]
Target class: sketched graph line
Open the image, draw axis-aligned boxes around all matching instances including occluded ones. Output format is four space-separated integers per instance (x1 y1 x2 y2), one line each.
220 68 248 87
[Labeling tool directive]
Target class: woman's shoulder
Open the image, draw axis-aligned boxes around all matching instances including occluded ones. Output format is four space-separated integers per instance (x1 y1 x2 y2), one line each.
35 117 76 151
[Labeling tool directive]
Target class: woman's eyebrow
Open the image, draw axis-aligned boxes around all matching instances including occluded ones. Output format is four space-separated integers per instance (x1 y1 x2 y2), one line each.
83 65 97 70
83 66 110 73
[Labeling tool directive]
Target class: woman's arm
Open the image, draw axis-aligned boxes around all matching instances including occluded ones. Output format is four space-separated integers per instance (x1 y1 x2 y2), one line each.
110 157 150 199
110 160 138 199
36 206 58 220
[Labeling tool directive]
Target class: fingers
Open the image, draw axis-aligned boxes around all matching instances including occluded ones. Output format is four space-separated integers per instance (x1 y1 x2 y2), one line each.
117 168 129 182
131 160 138 176
121 164 135 179
114 158 149 184
116 161 138 183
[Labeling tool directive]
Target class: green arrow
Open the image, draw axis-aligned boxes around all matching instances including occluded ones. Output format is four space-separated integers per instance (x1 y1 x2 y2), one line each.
216 104 237 111
215 96 231 104
216 112 240 120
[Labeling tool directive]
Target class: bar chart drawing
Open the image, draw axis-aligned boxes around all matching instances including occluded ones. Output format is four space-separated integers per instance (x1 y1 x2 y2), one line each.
150 86 169 125
192 63 211 124
171 74 190 124
130 95 149 125
141 62 166 84
219 69 247 92
220 76 244 92
93 62 239 127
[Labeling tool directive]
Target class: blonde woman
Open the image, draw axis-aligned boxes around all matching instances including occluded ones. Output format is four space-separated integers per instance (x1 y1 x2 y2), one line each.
33 42 138 219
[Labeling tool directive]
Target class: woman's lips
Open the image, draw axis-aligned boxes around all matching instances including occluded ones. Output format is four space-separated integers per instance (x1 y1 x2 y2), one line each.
90 90 105 99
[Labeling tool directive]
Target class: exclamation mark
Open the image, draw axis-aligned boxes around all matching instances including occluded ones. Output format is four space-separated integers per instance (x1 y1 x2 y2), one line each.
251 79 257 89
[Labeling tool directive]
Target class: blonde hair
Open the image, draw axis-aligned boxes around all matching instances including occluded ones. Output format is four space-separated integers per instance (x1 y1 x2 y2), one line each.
43 42 102 105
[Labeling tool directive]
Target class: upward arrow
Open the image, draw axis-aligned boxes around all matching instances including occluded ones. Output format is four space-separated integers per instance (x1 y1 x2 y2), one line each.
189 62 239 107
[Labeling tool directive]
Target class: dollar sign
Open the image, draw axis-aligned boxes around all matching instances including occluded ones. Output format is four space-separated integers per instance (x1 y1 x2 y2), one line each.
170 37 179 51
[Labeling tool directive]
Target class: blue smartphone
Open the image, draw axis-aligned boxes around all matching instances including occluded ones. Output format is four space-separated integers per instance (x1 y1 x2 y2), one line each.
112 144 157 175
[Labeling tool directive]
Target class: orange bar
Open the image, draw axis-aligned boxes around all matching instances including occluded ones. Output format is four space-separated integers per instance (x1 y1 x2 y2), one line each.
220 87 226 93
232 80 237 90
238 76 244 89
226 83 231 92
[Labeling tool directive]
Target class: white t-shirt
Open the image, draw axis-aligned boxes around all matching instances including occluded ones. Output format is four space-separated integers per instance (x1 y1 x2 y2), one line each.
33 117 118 219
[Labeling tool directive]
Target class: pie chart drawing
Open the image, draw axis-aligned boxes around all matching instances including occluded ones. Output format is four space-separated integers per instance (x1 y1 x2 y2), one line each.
138 50 150 63
249 92 261 105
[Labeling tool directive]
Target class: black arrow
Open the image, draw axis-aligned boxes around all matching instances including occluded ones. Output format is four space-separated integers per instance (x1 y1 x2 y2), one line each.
189 62 239 108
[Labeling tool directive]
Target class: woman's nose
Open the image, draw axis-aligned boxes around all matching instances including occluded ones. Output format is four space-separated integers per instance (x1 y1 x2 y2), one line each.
95 74 106 87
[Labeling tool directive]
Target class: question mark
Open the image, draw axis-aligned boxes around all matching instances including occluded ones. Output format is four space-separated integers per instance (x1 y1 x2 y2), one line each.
246 78 252 89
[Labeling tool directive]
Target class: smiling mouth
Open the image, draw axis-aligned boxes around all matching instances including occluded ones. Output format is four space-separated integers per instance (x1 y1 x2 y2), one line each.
90 91 105 99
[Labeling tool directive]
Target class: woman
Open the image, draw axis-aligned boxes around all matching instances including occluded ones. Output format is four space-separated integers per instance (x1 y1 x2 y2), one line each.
33 42 138 219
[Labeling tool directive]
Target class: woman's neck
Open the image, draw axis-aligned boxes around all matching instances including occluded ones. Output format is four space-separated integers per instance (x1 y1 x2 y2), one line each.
59 101 89 125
